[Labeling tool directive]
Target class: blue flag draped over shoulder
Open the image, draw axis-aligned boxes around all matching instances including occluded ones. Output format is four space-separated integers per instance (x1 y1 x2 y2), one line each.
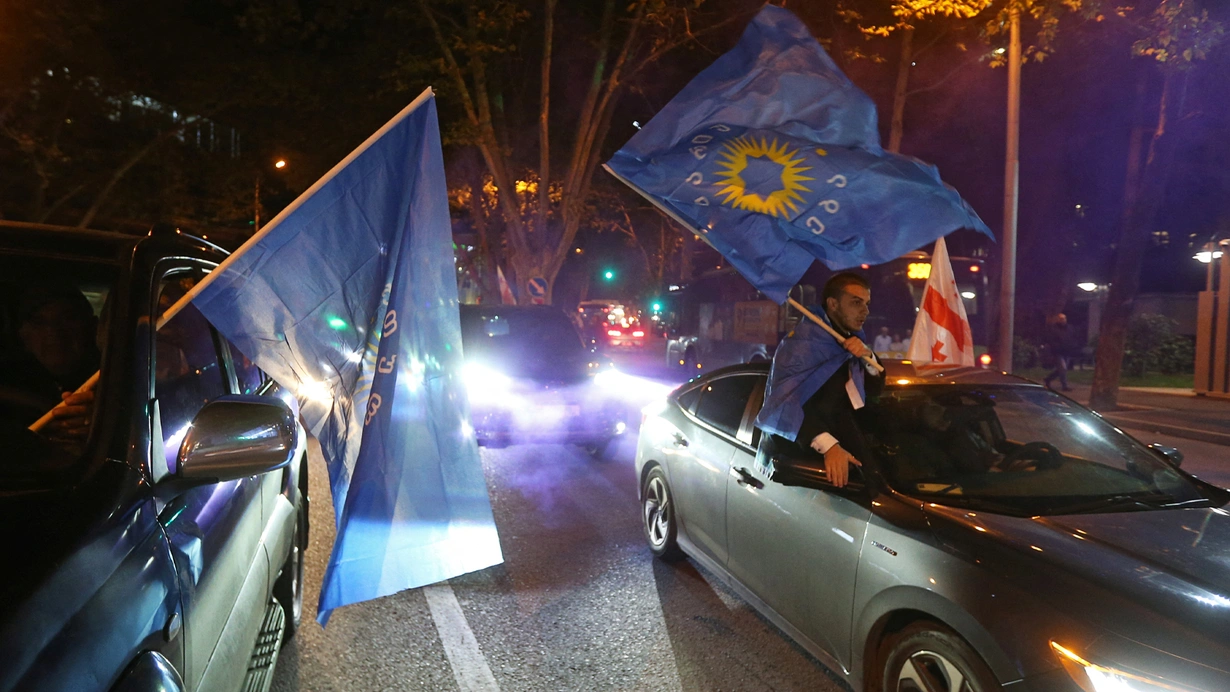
605 5 992 304
192 89 503 624
755 310 867 441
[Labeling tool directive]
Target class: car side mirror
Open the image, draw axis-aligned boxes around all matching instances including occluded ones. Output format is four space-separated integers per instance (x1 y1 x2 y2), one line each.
176 395 299 483
1148 443 1184 468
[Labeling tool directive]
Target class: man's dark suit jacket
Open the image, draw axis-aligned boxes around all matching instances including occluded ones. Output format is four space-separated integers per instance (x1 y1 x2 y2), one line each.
795 358 885 465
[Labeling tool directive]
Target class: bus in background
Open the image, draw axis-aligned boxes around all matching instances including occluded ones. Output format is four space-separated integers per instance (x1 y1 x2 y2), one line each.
659 250 989 373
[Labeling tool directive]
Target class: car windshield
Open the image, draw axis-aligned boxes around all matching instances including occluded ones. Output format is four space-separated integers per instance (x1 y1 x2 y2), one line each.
0 253 118 488
860 385 1223 516
461 310 586 362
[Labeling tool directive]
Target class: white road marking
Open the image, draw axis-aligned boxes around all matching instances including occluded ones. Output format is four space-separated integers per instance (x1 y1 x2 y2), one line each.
424 583 500 692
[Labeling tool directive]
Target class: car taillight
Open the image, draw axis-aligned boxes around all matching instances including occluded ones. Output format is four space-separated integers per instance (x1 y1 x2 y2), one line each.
607 329 622 337
632 330 644 337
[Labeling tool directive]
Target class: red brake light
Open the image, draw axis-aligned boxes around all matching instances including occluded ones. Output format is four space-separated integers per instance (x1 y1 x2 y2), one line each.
607 329 622 337
633 330 645 337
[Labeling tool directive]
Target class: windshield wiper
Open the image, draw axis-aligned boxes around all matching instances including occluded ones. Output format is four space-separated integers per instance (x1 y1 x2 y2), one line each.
1049 493 1192 515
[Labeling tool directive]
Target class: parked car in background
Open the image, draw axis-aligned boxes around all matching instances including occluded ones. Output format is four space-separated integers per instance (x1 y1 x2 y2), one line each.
460 305 626 455
637 360 1230 691
0 221 308 692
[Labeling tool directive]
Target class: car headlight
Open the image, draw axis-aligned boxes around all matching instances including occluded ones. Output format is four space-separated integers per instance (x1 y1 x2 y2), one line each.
593 367 622 389
462 362 513 402
1051 642 1198 692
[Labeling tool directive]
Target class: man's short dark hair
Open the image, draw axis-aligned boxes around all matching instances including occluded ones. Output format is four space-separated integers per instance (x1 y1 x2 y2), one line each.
822 272 870 306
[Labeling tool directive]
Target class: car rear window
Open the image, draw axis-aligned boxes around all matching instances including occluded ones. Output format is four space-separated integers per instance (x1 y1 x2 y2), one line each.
694 375 760 437
460 309 584 357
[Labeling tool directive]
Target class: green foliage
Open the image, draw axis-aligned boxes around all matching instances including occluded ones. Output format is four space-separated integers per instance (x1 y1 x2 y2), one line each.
984 0 1092 66
1123 313 1194 376
1128 0 1225 69
1014 335 1041 369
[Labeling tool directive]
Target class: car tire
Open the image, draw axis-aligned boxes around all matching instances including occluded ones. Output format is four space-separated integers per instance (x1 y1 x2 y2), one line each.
274 461 309 639
641 466 684 561
877 621 999 692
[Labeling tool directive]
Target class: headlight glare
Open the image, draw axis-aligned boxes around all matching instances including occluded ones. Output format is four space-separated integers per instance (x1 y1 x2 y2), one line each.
1051 642 1199 692
593 367 622 389
462 362 513 399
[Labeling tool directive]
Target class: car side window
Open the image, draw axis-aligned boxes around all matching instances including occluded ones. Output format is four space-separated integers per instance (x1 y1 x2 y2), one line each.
227 341 266 395
155 273 227 472
676 387 701 414
694 375 760 437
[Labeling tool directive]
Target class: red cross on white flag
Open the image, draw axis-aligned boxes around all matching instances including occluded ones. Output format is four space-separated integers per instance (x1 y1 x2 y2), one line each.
907 237 975 367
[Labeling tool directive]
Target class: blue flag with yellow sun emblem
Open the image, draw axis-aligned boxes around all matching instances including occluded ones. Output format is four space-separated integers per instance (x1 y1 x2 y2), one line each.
604 5 992 304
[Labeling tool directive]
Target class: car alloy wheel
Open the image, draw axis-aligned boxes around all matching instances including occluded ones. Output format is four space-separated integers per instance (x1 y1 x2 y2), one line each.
642 467 683 560
880 622 998 692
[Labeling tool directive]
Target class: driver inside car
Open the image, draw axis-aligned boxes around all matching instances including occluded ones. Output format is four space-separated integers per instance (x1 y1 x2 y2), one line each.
0 284 102 451
918 398 1006 473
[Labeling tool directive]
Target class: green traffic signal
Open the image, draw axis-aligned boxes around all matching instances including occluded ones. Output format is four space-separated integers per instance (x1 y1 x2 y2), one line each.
603 269 615 281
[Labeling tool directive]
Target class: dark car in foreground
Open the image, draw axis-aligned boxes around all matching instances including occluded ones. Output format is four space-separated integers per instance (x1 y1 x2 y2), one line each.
0 222 308 692
636 361 1230 692
459 305 626 454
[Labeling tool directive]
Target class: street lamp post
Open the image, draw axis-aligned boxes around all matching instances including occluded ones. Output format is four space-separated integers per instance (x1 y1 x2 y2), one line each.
254 159 288 233
997 7 1022 373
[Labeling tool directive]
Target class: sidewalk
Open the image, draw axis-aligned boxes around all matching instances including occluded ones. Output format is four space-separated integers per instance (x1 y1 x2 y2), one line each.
1054 383 1230 447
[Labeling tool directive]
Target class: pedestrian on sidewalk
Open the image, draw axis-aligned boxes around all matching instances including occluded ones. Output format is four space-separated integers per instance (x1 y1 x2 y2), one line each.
1043 313 1074 392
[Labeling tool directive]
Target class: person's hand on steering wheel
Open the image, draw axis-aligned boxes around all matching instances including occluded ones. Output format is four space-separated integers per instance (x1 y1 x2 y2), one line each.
995 441 1061 472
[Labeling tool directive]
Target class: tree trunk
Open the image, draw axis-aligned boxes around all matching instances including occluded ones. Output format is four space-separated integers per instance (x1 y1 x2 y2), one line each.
1089 72 1181 410
887 27 914 154
537 0 556 238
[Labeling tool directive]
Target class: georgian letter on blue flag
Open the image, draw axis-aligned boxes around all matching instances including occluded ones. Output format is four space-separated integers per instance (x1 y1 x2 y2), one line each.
605 5 993 304
192 89 503 624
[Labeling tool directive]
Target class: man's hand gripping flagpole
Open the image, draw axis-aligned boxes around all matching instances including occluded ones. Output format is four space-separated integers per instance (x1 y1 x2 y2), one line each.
785 297 883 374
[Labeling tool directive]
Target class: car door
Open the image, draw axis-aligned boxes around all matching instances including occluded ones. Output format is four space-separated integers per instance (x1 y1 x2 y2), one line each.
151 266 269 692
669 373 762 565
724 380 874 669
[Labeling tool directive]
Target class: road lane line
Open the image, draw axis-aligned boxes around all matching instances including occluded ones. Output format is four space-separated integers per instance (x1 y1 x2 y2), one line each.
424 583 500 692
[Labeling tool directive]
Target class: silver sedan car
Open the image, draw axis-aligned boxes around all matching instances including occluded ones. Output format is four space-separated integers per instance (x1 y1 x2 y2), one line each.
636 361 1230 692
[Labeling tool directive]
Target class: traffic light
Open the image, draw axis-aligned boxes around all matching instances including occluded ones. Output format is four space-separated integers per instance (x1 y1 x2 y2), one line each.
651 301 662 313
602 269 615 281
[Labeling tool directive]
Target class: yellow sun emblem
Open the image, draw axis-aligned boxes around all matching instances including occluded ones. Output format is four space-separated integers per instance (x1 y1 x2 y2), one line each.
714 137 814 217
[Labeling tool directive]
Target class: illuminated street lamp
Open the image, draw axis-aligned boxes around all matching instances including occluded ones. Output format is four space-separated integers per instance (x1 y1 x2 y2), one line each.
255 158 289 232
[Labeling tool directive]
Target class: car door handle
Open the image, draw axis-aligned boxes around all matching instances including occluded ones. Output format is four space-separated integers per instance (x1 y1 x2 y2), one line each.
731 467 764 489
672 432 689 447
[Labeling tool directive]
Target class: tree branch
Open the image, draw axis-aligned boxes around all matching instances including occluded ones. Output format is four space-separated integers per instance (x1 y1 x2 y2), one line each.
562 0 619 206
417 0 481 128
538 0 557 237
905 50 982 96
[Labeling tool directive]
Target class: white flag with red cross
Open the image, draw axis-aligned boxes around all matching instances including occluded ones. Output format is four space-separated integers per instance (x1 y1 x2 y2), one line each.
907 237 975 367
497 266 517 305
